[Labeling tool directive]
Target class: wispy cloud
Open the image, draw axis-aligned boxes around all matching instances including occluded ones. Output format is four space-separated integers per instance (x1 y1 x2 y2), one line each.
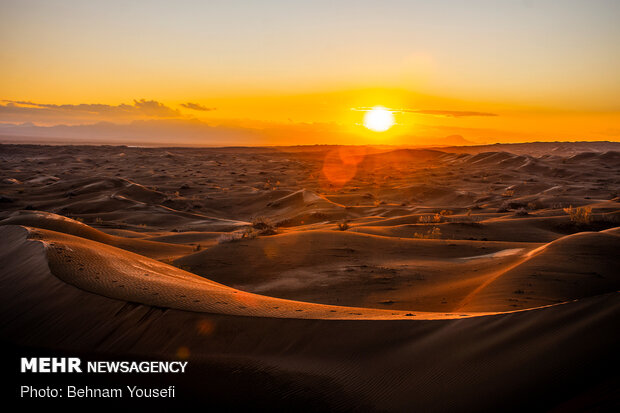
180 102 215 111
402 109 497 117
352 107 498 117
0 99 181 124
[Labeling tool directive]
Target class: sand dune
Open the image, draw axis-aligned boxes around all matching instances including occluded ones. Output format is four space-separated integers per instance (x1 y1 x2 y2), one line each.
459 230 620 311
3 225 492 319
1 225 618 410
1 142 619 409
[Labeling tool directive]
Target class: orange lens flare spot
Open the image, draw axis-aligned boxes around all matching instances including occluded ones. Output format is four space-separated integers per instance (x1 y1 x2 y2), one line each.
176 346 190 359
196 319 215 336
321 147 367 188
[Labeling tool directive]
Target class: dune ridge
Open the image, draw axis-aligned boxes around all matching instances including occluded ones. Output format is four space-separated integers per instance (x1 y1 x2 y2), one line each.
2 225 502 320
3 221 618 321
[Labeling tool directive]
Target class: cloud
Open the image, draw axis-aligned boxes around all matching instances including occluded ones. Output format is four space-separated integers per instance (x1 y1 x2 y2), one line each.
402 109 498 118
0 99 181 124
352 107 498 117
130 99 180 117
180 102 215 111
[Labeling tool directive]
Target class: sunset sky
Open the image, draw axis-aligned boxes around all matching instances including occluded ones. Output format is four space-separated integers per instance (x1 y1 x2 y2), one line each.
1 0 619 145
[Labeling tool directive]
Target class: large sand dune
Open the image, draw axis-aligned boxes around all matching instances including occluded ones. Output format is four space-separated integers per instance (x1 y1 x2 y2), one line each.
1 142 619 409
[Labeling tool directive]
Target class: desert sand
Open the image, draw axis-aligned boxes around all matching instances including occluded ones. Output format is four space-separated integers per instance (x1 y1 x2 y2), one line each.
1 142 619 410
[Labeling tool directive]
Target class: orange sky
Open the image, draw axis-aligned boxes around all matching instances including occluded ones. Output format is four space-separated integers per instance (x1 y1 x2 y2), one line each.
1 1 619 145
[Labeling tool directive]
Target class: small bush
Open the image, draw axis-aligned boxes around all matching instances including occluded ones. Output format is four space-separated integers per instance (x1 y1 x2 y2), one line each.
527 200 545 210
413 227 442 239
419 214 442 224
242 228 260 239
251 216 277 235
515 207 529 216
337 220 350 231
217 231 245 243
217 218 278 243
563 205 592 224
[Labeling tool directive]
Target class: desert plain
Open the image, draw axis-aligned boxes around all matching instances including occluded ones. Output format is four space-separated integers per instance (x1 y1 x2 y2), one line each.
1 141 619 410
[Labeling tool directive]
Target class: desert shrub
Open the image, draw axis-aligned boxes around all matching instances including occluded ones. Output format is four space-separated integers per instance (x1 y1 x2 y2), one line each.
514 207 529 216
242 228 260 239
413 227 442 239
217 231 248 243
337 220 350 231
527 200 545 210
419 214 442 224
251 216 277 235
251 216 270 229
218 217 279 242
563 205 592 224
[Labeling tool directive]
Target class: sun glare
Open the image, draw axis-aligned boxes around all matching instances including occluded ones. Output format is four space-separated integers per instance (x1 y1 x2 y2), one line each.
363 106 395 132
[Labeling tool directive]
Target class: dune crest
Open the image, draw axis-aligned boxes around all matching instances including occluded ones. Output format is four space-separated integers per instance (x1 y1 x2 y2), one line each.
5 225 498 320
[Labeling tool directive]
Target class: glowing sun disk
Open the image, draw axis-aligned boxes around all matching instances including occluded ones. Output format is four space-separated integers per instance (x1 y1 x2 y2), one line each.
363 106 395 132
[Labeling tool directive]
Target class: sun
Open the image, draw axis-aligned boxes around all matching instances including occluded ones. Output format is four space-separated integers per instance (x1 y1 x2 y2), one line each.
363 106 395 132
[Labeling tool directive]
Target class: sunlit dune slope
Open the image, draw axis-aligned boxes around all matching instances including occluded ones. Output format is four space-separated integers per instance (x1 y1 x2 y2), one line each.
174 229 539 311
459 230 620 311
0 210 192 260
4 220 619 319
2 225 490 320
